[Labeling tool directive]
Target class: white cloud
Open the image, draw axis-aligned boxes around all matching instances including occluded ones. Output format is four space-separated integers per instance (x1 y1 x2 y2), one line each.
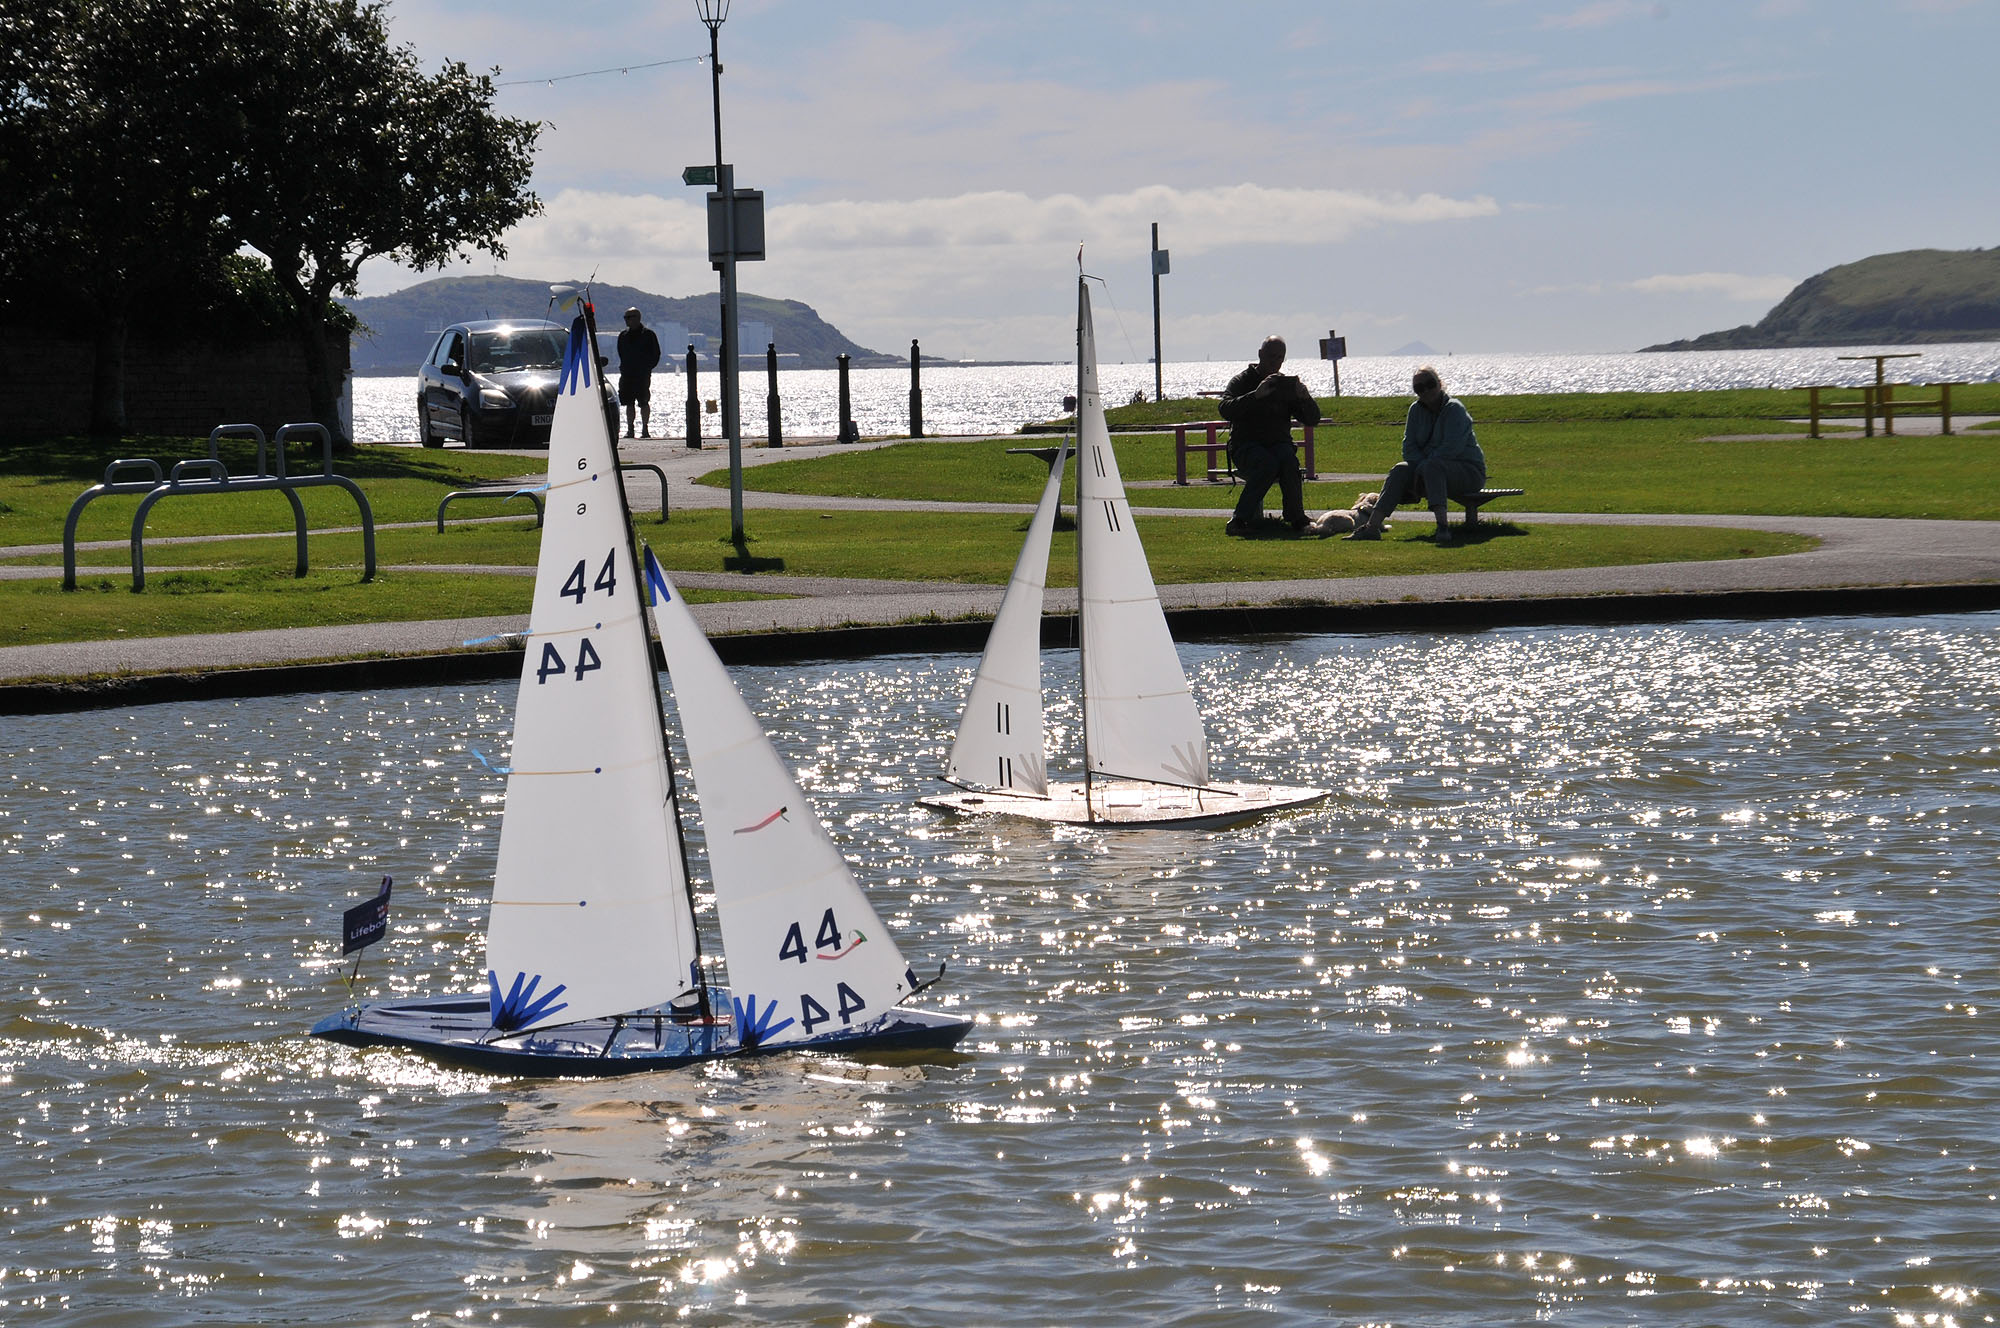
361 181 1501 361
1626 272 1797 301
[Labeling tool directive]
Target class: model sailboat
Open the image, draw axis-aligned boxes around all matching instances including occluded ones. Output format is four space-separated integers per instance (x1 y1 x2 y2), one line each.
314 302 969 1074
919 278 1328 830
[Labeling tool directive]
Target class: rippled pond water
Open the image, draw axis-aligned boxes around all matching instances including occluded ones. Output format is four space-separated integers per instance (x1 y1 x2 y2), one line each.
4 613 1996 1324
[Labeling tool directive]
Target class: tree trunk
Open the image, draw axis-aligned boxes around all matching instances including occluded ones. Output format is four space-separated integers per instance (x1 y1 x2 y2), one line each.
88 297 129 439
275 267 352 453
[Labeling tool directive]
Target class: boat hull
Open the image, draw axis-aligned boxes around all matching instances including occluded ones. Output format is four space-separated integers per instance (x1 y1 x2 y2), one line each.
917 779 1328 830
310 993 972 1077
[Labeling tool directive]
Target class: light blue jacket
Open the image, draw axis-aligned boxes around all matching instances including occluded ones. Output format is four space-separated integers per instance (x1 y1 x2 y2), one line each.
1402 397 1486 475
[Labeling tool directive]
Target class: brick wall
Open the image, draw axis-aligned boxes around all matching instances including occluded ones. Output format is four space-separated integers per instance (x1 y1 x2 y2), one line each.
0 327 349 438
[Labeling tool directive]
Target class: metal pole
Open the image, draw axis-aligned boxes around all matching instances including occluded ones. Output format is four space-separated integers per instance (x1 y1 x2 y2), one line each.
1150 222 1163 402
766 341 781 447
684 343 699 448
718 163 743 541
909 339 924 438
836 353 857 443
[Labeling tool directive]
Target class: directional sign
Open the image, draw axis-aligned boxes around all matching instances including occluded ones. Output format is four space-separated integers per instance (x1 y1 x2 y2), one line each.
682 164 716 186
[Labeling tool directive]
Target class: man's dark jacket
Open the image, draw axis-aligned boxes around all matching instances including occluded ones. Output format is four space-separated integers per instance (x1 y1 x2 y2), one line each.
1218 364 1321 451
617 326 662 375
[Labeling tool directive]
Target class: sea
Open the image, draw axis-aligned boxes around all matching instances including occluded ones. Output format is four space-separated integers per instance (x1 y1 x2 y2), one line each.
4 613 1996 1324
352 342 2000 444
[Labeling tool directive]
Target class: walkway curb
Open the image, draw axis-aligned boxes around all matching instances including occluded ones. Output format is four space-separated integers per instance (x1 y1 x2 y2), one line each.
6 581 1997 716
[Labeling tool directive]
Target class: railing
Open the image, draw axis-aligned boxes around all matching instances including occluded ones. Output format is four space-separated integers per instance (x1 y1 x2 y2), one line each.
63 423 376 592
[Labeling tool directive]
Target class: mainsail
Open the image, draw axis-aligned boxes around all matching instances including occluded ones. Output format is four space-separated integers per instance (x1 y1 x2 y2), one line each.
646 552 918 1049
1074 279 1211 788
484 314 701 1033
942 436 1070 796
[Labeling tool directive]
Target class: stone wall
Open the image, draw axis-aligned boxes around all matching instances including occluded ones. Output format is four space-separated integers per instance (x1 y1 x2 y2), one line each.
0 327 348 438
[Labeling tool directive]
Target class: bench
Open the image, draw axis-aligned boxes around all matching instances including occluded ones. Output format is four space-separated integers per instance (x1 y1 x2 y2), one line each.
1173 420 1320 485
1456 488 1525 526
1806 382 1960 438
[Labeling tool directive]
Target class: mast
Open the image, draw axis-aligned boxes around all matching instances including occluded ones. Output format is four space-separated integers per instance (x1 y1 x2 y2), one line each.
1074 272 1096 823
583 292 710 1009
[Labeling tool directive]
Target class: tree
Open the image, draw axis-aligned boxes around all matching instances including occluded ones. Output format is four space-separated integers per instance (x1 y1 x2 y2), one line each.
1 0 241 435
0 0 538 443
211 0 541 446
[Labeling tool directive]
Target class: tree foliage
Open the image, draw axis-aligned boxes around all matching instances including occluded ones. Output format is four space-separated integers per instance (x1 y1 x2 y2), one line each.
0 0 540 441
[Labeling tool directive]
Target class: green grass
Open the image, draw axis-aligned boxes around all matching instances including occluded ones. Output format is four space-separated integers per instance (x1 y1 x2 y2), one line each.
717 417 2000 520
0 559 778 648
7 504 1811 595
0 437 537 548
1054 382 2000 432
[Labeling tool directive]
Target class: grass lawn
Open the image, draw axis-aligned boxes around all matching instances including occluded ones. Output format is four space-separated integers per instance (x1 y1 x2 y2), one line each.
719 416 2000 520
0 436 538 548
14 506 1813 589
0 562 778 649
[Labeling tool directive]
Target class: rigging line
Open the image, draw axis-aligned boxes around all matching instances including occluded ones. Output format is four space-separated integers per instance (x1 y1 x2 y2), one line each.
496 54 705 88
1091 275 1146 368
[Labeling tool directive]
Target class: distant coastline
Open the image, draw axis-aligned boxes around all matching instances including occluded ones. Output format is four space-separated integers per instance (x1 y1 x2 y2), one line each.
1644 246 2000 351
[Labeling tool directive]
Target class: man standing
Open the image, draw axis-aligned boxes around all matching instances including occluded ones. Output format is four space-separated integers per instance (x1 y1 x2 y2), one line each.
1218 335 1321 535
1348 366 1486 543
616 307 663 438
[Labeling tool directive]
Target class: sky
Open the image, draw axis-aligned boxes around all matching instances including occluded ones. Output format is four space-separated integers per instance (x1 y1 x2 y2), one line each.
358 0 1999 364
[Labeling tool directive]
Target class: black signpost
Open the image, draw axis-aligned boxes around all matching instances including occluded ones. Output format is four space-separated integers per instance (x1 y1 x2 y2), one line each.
1318 330 1348 397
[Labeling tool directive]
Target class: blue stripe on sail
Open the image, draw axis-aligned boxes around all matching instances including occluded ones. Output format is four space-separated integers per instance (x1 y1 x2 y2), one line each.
488 969 569 1032
642 545 672 605
558 314 592 395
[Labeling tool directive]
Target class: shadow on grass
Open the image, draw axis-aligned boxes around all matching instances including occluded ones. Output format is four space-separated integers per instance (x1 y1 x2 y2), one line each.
721 534 786 573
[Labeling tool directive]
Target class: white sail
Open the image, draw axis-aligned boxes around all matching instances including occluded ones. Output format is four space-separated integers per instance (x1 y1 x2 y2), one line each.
484 314 701 1033
645 553 917 1049
942 436 1070 796
1074 279 1211 788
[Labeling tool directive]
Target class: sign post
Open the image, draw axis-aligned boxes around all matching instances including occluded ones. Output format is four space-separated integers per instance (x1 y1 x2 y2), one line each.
1318 330 1348 397
1150 224 1170 402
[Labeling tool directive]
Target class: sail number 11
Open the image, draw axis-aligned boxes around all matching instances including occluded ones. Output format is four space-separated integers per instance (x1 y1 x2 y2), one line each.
535 550 618 684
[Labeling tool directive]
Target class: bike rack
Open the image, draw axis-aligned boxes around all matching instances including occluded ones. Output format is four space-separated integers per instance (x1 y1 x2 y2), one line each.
62 423 377 592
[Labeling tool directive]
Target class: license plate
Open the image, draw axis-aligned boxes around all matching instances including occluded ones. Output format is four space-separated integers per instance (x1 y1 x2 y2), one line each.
532 413 552 426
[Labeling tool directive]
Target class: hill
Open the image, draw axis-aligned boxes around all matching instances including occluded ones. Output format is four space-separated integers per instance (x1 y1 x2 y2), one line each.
342 275 885 374
1643 247 2000 351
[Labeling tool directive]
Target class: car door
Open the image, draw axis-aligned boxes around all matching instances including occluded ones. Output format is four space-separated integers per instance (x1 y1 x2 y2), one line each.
425 330 470 438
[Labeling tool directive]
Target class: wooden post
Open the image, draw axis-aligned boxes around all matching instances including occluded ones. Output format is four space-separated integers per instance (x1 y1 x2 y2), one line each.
1881 380 1896 437
684 344 700 448
765 342 781 448
1808 385 1822 439
909 339 924 438
1941 382 1954 436
1862 386 1875 438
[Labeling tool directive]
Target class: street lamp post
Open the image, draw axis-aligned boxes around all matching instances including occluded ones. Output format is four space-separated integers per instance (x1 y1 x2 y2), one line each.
696 0 744 543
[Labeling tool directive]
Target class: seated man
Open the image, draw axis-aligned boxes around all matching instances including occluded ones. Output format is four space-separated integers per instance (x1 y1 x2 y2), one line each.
1218 335 1321 536
1348 366 1486 543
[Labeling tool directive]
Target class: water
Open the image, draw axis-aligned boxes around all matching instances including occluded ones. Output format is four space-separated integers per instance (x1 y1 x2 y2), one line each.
352 342 2000 443
3 614 1997 1324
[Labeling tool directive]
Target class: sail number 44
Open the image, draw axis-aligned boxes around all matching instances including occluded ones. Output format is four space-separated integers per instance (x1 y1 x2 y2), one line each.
536 550 618 684
779 908 869 1032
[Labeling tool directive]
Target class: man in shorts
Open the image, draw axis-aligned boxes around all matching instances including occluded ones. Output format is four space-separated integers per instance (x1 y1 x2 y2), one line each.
616 307 663 438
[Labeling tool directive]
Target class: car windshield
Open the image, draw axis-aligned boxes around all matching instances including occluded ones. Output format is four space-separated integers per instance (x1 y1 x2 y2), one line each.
468 328 565 373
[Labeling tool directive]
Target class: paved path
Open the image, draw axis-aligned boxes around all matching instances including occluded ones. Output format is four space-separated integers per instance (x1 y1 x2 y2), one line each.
5 434 1998 686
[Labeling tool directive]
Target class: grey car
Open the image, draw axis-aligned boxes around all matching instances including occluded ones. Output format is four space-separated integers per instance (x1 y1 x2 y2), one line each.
417 319 618 448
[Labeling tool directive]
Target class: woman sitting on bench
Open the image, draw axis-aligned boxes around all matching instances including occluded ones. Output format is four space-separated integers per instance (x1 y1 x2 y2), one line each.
1348 365 1486 544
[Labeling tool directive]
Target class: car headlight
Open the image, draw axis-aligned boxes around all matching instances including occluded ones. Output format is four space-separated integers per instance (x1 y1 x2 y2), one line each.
479 387 514 410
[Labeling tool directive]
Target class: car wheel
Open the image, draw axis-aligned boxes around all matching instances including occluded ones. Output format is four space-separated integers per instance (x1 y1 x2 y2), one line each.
418 396 442 448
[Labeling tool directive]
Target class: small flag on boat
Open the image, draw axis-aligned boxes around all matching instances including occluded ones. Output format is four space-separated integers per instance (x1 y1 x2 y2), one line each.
342 877 393 955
